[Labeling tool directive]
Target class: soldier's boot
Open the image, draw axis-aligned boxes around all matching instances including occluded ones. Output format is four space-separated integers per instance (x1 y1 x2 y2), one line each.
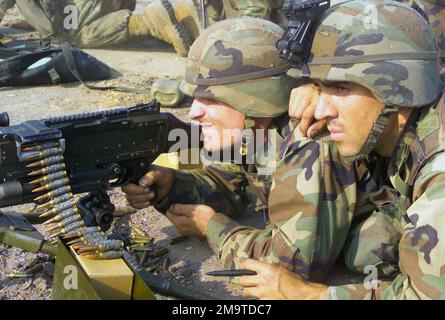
174 0 202 41
128 0 192 57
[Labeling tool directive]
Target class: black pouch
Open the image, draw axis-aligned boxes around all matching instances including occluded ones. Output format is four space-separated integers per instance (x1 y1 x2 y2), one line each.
0 42 111 86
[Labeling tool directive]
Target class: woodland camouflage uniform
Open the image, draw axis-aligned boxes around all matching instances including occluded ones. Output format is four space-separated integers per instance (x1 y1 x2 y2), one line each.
173 0 286 42
154 17 357 281
0 0 194 55
0 0 137 47
0 0 286 55
292 0 444 299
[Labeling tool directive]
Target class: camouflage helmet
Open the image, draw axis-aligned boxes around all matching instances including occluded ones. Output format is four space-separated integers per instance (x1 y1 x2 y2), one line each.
411 0 445 81
180 17 299 118
292 0 442 108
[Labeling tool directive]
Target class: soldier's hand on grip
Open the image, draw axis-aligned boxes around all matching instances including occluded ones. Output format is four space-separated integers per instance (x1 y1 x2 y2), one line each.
289 83 327 138
121 165 173 209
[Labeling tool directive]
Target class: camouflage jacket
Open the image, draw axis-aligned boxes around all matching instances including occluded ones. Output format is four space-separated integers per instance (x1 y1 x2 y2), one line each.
155 118 358 280
206 0 283 24
331 93 445 300
0 0 14 20
0 0 134 44
155 114 290 219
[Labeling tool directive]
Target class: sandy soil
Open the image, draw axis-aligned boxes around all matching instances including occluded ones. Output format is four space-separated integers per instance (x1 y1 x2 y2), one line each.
0 1 363 300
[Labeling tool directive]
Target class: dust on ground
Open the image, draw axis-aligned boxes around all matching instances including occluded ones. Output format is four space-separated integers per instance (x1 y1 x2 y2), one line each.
0 2 363 300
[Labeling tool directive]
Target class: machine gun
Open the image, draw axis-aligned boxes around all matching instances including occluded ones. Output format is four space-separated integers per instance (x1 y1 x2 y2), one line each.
0 100 215 300
0 100 194 229
276 0 331 66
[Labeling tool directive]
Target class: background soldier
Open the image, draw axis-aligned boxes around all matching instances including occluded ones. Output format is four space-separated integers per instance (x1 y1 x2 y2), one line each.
0 0 287 56
174 0 285 41
0 0 192 56
237 0 444 300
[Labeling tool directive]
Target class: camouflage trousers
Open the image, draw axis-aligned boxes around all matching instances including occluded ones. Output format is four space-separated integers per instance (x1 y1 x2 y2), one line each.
206 0 286 27
10 0 135 48
67 0 135 48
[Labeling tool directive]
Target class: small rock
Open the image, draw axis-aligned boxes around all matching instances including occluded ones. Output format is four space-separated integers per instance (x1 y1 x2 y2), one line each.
34 278 47 292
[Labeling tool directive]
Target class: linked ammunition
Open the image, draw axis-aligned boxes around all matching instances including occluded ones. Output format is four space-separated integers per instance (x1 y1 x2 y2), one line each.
39 203 77 219
49 220 85 238
77 240 124 253
24 147 63 161
28 163 66 177
32 177 70 193
34 185 72 202
22 142 60 152
43 209 79 225
44 214 82 232
30 171 67 185
35 193 73 211
62 226 101 239
83 250 123 260
68 233 106 246
26 155 64 169
170 235 189 245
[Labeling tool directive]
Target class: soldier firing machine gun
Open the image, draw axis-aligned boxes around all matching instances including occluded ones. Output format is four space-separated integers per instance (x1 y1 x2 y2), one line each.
0 100 214 300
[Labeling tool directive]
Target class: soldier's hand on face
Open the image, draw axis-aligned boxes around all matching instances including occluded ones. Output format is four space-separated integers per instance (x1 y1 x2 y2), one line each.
239 259 328 300
289 83 327 138
121 165 174 209
166 204 216 238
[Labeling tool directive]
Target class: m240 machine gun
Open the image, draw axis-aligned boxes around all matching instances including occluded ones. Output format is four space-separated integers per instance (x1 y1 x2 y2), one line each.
0 100 212 300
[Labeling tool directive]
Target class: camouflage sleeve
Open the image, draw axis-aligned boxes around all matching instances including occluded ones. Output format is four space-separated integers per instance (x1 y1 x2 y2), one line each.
154 163 251 217
0 0 15 21
207 133 357 280
235 0 273 19
330 153 445 300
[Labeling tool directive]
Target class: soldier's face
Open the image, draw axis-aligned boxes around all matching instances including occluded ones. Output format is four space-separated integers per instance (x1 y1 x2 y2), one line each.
313 81 385 157
188 98 246 152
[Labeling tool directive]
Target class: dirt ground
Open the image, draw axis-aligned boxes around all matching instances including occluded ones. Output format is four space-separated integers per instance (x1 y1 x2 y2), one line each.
0 2 362 300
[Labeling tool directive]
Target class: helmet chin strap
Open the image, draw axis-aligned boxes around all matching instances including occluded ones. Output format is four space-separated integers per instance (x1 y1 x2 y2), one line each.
343 106 398 163
240 117 256 156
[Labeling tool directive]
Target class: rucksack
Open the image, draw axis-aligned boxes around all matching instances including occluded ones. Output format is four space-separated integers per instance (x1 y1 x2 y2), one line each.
0 41 111 86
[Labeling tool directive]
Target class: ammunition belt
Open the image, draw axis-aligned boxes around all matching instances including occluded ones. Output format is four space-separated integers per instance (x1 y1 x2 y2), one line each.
24 141 124 260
